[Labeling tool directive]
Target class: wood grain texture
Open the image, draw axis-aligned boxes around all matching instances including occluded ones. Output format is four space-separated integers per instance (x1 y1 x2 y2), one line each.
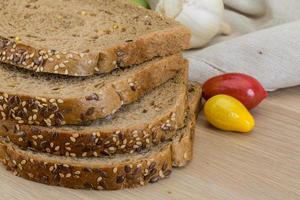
0 87 299 200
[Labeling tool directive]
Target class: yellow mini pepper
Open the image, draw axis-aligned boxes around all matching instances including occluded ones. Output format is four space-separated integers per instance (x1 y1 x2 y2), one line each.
204 94 255 133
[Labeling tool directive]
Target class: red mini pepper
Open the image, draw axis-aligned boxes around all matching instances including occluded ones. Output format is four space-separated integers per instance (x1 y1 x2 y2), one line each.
203 73 268 110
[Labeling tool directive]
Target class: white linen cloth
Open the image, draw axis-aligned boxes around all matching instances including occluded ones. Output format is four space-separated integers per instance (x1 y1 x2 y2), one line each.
184 0 300 91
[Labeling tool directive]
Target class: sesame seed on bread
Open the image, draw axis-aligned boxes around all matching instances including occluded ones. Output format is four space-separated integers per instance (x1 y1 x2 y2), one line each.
0 68 188 157
0 54 186 126
0 0 190 76
0 82 202 190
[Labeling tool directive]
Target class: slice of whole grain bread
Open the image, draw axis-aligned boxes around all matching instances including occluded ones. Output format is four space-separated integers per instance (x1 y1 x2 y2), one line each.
1 69 188 157
0 54 186 126
0 82 202 190
0 0 190 76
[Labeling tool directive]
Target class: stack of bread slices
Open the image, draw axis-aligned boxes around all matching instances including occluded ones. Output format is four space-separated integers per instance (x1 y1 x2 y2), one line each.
0 0 202 190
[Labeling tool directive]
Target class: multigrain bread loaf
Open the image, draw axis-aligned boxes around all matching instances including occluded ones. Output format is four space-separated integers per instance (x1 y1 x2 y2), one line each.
0 70 188 157
0 83 202 190
0 54 186 126
0 0 190 76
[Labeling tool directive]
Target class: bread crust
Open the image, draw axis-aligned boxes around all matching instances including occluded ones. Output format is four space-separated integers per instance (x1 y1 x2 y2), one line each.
97 26 191 74
1 141 174 190
0 54 186 126
172 82 202 167
0 83 201 190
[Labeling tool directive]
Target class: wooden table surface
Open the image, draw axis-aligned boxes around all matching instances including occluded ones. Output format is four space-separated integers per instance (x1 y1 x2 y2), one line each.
0 87 299 200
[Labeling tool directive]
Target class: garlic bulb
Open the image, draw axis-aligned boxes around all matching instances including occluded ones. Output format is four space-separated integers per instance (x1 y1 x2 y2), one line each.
155 0 183 18
148 0 231 49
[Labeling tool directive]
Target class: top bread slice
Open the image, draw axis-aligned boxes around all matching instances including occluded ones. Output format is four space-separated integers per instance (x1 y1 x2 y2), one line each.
0 54 186 126
0 82 202 190
0 0 190 76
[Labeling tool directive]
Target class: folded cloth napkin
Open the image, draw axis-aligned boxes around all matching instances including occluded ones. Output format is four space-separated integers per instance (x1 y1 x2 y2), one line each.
185 0 300 91
185 20 300 91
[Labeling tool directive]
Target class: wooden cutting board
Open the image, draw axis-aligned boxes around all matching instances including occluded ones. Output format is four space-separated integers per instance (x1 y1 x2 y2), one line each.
0 87 299 200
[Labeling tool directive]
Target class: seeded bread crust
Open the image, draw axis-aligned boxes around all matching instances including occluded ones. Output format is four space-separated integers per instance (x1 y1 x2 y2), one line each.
0 54 186 126
0 141 173 190
171 82 202 167
0 0 190 76
0 69 188 158
0 83 201 190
